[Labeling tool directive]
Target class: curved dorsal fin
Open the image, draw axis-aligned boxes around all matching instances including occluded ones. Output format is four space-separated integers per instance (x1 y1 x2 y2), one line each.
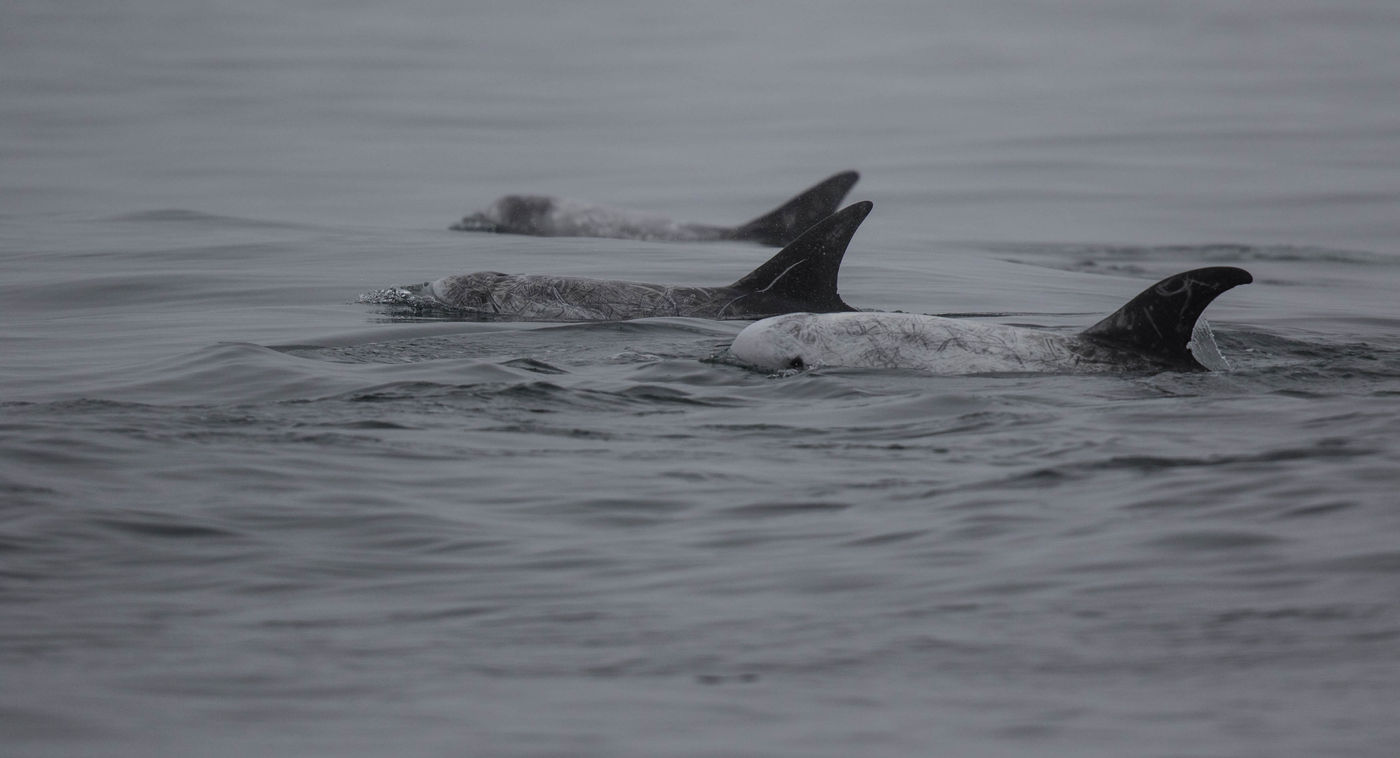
729 201 872 311
731 171 860 246
1080 266 1253 368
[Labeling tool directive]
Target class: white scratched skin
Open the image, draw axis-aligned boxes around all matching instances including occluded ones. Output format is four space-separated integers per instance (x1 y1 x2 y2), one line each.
731 311 1182 375
426 273 749 321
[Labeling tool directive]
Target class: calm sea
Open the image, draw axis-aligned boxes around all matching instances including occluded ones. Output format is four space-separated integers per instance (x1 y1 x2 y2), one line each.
3 1 1399 756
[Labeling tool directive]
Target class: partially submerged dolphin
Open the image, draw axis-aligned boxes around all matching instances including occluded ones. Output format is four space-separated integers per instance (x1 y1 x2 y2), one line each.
450 171 859 247
365 201 872 322
730 267 1253 374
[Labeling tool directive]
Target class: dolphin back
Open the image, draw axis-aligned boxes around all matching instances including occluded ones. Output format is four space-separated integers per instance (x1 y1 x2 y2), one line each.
1079 266 1253 369
728 201 873 313
730 171 860 246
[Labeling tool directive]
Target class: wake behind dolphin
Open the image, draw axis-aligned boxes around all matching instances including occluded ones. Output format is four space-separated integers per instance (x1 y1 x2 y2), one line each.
730 267 1253 374
364 201 873 322
451 171 859 247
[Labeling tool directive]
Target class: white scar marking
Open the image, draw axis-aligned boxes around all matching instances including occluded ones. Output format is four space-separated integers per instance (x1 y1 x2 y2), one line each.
755 259 807 294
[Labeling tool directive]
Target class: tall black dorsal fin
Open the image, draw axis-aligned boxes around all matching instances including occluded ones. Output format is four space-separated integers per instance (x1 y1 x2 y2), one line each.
729 201 872 311
731 171 860 246
1080 266 1253 368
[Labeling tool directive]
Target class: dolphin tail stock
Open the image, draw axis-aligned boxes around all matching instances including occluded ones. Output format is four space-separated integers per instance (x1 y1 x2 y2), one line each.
1079 266 1253 369
728 200 873 312
729 171 861 246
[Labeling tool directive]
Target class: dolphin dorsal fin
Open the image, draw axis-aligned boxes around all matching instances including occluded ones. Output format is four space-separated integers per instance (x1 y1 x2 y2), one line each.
731 171 860 246
729 201 872 311
1080 266 1253 368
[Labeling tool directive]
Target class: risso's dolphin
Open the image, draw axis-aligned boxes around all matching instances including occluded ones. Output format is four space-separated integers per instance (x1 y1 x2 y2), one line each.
450 171 859 247
730 267 1253 374
365 201 873 322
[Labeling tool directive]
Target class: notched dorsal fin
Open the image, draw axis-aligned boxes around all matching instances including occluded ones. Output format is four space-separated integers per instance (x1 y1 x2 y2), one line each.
1080 266 1253 368
729 200 872 312
731 171 860 246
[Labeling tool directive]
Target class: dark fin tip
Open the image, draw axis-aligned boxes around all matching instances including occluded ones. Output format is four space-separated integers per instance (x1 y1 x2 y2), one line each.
1080 266 1252 369
729 200 873 312
731 171 862 246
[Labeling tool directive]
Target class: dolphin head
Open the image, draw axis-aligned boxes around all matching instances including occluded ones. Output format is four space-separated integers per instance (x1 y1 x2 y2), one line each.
730 313 825 371
449 213 499 232
452 195 558 234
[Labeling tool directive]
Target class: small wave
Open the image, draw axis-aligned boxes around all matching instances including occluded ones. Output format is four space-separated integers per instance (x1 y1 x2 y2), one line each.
500 357 568 374
102 209 312 230
312 373 733 417
291 317 735 366
1218 331 1400 387
94 512 243 540
1317 551 1400 574
990 242 1392 268
722 501 852 518
1144 530 1287 551
984 439 1376 496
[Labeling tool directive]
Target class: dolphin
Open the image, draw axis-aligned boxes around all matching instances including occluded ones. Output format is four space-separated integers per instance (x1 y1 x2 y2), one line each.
730 267 1253 374
364 201 873 322
450 171 859 247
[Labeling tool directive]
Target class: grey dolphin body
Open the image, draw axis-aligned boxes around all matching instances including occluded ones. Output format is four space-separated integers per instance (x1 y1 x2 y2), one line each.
731 267 1253 374
367 201 873 322
450 171 859 247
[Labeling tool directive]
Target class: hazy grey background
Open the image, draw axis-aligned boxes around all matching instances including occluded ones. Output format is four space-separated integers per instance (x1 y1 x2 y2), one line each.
3 1 1399 756
6 0 1399 248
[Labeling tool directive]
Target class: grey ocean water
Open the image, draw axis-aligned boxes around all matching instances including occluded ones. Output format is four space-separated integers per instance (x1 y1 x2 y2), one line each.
3 1 1400 756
